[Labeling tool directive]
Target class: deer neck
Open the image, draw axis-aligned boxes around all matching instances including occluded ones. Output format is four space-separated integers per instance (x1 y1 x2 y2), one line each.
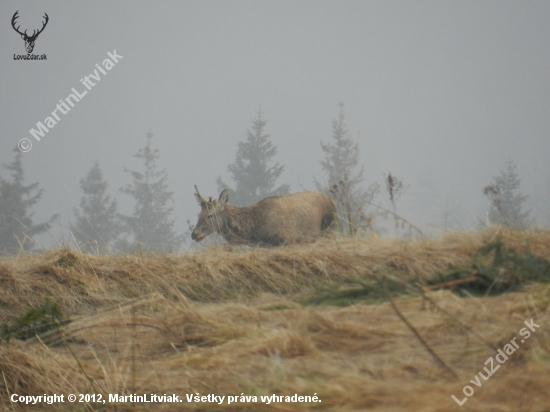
220 204 258 243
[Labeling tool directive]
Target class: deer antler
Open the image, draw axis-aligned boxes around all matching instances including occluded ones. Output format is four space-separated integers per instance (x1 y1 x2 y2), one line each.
11 11 25 36
31 13 49 39
194 185 207 203
11 11 49 40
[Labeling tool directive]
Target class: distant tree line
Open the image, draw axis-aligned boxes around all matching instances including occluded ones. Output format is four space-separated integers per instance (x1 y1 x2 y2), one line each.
217 109 290 206
483 160 532 229
1 131 183 255
71 131 183 254
0 105 534 255
0 149 58 254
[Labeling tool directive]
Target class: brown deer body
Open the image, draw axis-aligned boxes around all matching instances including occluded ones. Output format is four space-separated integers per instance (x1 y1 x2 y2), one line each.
191 187 336 246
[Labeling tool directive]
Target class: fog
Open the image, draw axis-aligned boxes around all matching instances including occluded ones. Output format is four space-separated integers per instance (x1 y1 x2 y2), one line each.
1 1 550 250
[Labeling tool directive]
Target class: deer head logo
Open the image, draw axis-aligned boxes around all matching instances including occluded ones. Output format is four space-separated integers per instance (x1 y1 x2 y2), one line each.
11 11 49 54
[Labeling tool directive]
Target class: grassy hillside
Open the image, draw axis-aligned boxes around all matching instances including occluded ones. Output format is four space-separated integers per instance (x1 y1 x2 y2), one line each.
1 227 549 411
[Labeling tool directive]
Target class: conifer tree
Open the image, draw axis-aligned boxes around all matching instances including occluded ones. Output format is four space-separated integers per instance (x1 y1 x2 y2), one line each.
484 160 531 229
72 161 121 254
119 131 182 252
0 148 57 254
217 109 289 206
314 103 376 234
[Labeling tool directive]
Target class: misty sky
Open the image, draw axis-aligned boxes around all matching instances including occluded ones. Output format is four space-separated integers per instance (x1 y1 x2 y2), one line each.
1 1 549 249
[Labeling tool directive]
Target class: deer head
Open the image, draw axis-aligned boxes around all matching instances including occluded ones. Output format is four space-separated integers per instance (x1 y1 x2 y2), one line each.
191 185 229 242
12 11 49 54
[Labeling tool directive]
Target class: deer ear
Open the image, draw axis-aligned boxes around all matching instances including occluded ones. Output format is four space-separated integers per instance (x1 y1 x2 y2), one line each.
21 34 25 39
218 189 229 209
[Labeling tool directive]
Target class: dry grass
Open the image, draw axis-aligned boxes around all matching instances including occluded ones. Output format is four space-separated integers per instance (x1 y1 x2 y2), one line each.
0 227 549 411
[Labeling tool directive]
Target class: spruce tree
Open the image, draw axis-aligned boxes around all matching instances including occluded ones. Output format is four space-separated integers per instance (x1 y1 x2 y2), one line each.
119 131 182 252
485 160 531 229
72 161 121 254
0 148 57 254
217 109 289 206
314 103 376 234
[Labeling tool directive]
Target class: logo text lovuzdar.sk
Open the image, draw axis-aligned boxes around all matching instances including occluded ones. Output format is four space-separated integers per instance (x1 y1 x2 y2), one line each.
11 10 49 59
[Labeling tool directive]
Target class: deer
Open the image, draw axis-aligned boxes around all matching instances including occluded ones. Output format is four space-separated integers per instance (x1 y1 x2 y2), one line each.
191 186 337 247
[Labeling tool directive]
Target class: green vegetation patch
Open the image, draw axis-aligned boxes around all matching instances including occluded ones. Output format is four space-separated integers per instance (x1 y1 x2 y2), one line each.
1 297 63 343
428 238 550 295
301 278 407 307
303 238 550 306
